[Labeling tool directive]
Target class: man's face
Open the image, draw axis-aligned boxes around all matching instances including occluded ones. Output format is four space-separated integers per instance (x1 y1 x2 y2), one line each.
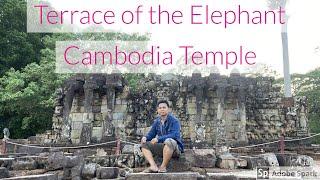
157 103 169 116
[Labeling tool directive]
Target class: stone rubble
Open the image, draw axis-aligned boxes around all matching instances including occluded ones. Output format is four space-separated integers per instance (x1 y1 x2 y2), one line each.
0 73 317 179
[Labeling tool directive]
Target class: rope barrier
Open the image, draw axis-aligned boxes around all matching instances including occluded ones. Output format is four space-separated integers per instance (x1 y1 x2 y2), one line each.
120 140 139 145
4 132 320 150
6 140 118 149
229 140 280 150
230 132 320 150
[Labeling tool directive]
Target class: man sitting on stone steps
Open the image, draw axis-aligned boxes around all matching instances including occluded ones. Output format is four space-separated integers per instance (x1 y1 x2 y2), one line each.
141 100 184 173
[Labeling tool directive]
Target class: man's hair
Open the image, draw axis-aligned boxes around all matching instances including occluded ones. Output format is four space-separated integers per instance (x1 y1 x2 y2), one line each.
157 100 170 108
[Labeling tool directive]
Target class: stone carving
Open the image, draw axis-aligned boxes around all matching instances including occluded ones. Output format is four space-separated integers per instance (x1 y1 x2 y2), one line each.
3 128 10 140
195 124 206 143
49 73 309 147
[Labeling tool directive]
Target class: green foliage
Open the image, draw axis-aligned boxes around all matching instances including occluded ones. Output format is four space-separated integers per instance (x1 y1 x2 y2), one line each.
0 61 69 138
275 68 320 143
124 74 145 92
0 0 46 76
0 0 149 138
0 31 148 138
292 68 320 143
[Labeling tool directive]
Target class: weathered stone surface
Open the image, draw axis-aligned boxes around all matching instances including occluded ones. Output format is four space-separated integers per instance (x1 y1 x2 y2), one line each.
51 74 309 149
240 156 267 169
125 172 201 180
63 168 71 179
12 159 37 170
63 156 81 168
71 164 84 180
111 154 135 168
119 168 133 177
62 155 84 180
91 127 103 142
87 156 110 167
96 167 119 179
153 155 192 172
295 155 314 166
0 158 14 169
216 153 245 169
216 155 236 169
37 153 49 169
237 158 248 168
15 146 45 155
3 174 58 180
73 149 97 157
122 145 134 154
207 172 256 180
259 153 279 166
193 149 215 156
193 153 216 168
206 174 237 180
184 149 216 168
167 155 192 172
276 153 314 167
0 167 10 179
81 163 99 179
47 152 65 170
96 148 107 156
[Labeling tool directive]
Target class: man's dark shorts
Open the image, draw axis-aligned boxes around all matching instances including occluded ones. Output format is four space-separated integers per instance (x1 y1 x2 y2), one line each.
141 138 181 158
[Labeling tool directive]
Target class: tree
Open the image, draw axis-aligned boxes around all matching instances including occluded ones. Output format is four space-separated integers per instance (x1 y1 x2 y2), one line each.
275 68 320 143
291 69 320 143
0 0 46 76
242 63 280 78
0 32 148 138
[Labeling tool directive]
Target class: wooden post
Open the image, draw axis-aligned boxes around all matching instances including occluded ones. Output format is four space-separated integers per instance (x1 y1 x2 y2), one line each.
1 139 7 154
115 137 121 155
279 135 285 154
0 140 2 154
14 144 17 154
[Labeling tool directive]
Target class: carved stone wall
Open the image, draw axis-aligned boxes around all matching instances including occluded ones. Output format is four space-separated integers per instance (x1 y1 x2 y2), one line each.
51 73 309 147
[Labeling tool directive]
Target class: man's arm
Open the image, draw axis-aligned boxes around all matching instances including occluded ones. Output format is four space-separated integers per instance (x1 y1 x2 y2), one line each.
157 120 180 142
145 120 158 141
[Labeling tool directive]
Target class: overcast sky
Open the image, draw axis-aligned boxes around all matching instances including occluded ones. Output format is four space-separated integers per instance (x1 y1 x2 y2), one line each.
48 0 320 75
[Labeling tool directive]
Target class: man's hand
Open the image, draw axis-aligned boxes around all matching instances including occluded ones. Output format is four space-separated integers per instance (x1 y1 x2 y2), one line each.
151 138 158 144
141 137 147 144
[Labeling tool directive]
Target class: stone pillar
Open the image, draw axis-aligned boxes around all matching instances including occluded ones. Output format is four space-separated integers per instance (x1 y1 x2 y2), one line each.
105 74 126 141
62 79 84 143
77 79 98 144
215 81 227 146
192 73 207 147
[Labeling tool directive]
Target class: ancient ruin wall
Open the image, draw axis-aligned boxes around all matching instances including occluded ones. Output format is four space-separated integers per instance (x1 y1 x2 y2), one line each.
51 73 309 147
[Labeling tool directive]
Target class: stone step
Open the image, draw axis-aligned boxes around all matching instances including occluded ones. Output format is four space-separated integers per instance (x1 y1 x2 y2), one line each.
3 174 58 180
152 155 192 172
275 153 313 166
125 172 202 180
0 167 10 179
0 158 14 169
207 172 256 180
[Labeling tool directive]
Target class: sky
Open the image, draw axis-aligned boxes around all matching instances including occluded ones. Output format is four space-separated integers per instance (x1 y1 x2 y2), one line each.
45 0 320 75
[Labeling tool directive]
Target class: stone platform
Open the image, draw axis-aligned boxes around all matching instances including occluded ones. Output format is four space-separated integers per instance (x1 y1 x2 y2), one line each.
3 174 58 180
125 172 203 180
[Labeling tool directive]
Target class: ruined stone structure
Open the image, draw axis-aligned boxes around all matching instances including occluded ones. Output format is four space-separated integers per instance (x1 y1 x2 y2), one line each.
50 73 309 147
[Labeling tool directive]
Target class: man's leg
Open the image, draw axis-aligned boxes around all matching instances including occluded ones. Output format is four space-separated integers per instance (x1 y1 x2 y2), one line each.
159 138 178 171
141 143 158 171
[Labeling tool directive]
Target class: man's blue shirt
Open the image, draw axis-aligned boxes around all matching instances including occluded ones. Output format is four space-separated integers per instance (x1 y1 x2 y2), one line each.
145 113 184 152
